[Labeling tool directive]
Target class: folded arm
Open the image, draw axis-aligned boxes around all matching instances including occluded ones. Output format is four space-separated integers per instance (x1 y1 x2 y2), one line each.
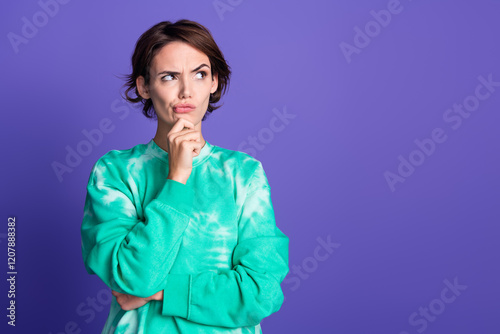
81 159 194 298
158 162 290 328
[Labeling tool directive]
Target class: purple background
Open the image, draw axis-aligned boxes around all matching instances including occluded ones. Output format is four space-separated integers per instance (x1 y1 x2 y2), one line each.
2 0 499 333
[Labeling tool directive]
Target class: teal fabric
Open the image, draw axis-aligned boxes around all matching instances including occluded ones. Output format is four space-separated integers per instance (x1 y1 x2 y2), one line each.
80 138 289 333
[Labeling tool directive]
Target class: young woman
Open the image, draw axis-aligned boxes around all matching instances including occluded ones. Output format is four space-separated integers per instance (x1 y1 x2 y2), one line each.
80 19 289 333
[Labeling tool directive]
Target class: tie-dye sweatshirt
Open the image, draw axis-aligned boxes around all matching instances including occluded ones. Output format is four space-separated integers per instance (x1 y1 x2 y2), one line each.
80 138 289 334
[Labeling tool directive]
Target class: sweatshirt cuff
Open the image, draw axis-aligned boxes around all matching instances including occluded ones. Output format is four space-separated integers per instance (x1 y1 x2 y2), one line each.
162 274 192 319
155 179 195 216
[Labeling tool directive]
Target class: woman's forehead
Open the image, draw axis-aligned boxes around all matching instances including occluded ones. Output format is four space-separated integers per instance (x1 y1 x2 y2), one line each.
152 42 209 69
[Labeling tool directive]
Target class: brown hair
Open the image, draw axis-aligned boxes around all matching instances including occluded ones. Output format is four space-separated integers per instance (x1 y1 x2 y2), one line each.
118 19 231 121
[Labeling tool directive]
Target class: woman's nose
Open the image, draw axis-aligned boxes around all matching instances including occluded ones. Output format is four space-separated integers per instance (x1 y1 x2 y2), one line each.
178 77 192 98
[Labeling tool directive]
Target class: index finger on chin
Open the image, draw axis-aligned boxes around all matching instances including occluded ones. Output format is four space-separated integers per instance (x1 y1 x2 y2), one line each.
172 117 195 132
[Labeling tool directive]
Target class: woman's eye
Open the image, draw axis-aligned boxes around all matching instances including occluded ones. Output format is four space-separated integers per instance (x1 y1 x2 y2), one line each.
196 71 207 79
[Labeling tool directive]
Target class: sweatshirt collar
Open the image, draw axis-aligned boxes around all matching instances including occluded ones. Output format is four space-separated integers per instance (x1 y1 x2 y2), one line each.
146 138 213 166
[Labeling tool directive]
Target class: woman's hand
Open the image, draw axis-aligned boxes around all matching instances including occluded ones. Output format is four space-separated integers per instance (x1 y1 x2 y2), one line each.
166 118 204 184
111 290 162 311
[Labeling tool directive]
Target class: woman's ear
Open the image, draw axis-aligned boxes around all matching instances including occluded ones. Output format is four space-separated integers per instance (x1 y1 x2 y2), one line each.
136 76 150 99
211 72 218 94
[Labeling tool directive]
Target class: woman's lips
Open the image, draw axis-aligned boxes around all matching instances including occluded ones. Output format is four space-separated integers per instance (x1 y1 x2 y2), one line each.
174 107 195 113
174 103 196 113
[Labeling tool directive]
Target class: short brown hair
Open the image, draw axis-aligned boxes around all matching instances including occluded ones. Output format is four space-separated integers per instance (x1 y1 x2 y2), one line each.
118 19 232 121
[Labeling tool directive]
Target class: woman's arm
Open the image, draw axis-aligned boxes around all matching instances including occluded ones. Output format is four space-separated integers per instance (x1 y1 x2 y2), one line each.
156 162 289 328
81 158 194 298
112 290 163 311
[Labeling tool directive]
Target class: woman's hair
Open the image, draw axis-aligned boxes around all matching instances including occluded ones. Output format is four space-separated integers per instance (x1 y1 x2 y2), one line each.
118 19 231 121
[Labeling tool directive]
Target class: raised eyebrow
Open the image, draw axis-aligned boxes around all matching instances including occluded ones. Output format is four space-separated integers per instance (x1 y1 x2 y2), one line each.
157 63 210 76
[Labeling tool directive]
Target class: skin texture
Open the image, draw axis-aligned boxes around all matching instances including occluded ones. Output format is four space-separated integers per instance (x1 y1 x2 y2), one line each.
112 41 218 310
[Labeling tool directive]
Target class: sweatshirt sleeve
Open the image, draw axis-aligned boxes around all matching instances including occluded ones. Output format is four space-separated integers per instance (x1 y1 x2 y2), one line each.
160 161 290 328
81 158 194 298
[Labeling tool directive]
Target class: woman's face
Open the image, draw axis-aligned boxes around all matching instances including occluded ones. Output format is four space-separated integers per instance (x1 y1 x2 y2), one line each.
137 41 218 127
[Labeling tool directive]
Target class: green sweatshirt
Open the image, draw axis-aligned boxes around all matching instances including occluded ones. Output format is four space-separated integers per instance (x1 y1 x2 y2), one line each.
80 138 289 333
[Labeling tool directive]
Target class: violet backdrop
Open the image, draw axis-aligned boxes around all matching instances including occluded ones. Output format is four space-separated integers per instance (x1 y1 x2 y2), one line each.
1 0 499 333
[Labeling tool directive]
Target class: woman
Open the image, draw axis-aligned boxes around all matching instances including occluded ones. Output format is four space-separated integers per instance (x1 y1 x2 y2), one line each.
80 19 289 333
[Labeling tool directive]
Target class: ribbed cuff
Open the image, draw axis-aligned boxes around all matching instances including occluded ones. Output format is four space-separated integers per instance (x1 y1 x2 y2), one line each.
162 274 192 319
155 179 195 216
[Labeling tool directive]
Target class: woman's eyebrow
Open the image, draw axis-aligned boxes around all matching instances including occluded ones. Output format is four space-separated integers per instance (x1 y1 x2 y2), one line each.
157 63 210 76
